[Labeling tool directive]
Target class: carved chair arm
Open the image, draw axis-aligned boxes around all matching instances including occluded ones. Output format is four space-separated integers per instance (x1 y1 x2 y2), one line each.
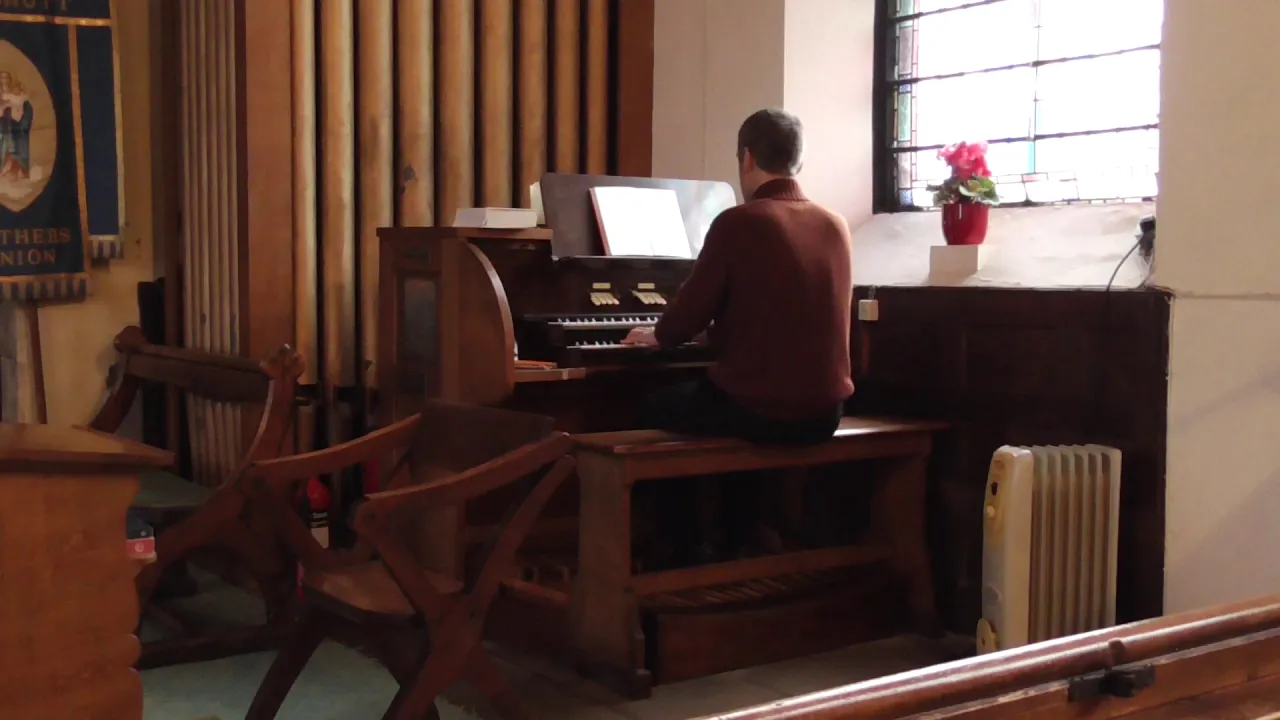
352 432 573 532
366 453 576 624
240 413 422 571
241 413 423 493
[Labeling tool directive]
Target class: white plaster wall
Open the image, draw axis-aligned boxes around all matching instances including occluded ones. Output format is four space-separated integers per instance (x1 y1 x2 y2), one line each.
1160 0 1280 613
651 0 710 183
783 0 875 225
651 0 785 195
854 204 1153 288
1165 298 1280 611
1155 0 1280 296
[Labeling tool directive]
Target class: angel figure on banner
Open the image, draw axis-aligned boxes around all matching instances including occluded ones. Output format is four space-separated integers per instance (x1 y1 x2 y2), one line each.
0 70 33 182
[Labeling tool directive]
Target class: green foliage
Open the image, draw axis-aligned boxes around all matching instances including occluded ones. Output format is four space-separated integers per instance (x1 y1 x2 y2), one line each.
927 175 1001 207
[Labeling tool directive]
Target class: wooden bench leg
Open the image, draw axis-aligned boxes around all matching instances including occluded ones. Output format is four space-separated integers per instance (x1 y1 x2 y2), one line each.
870 453 943 637
569 451 652 699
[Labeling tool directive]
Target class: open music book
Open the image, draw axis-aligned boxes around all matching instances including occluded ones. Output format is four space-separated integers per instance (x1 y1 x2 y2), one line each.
589 186 693 259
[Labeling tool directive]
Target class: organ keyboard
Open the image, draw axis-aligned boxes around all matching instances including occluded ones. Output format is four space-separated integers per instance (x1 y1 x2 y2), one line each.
517 313 714 368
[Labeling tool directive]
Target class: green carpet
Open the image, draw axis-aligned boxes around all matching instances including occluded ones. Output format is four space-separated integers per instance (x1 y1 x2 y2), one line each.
140 573 479 719
142 642 479 720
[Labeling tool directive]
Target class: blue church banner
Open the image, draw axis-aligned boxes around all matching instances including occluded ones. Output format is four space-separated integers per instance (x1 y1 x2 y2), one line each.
0 0 121 302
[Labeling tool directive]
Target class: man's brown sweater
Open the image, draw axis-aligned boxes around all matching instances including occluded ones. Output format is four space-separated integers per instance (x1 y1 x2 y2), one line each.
654 178 855 421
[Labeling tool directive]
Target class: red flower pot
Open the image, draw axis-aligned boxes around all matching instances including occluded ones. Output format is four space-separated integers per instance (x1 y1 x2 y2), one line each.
941 203 990 246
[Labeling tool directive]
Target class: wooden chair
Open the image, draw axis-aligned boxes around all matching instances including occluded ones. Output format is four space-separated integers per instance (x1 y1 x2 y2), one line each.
88 325 303 667
242 401 575 720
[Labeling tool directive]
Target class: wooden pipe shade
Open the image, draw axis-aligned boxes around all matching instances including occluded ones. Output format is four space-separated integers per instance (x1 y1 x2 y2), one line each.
288 0 621 409
177 0 245 486
168 0 655 510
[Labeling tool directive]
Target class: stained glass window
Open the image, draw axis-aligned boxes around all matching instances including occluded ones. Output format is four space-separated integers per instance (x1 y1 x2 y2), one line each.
875 0 1163 210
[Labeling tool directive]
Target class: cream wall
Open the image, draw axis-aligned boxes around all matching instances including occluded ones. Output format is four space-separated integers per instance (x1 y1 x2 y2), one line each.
652 0 784 198
781 0 874 223
35 0 158 425
654 0 1280 614
1159 0 1280 613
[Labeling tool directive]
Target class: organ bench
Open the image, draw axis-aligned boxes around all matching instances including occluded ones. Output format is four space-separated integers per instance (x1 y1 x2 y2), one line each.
570 417 947 698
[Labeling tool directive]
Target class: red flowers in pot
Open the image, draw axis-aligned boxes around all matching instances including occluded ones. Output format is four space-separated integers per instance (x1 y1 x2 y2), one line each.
929 142 1000 246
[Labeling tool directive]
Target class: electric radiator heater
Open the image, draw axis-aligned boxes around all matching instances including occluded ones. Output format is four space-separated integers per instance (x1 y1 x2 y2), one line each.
977 444 1122 654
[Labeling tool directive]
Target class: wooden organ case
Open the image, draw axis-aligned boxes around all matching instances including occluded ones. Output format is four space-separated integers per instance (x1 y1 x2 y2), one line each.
376 173 735 419
375 173 902 681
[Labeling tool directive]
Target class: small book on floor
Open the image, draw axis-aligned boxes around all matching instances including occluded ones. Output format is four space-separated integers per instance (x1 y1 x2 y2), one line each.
453 206 539 229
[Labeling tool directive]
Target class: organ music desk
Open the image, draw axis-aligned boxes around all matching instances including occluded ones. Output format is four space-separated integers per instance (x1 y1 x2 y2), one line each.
375 172 942 693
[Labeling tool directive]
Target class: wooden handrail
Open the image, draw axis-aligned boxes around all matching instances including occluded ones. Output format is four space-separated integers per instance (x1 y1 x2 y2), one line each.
699 594 1280 719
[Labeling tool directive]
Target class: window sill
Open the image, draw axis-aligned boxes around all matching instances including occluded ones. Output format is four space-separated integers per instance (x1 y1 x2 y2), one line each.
851 202 1155 289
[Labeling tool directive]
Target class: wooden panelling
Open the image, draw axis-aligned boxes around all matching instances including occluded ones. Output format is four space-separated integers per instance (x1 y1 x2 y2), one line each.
357 0 394 390
615 0 654 176
180 0 249 485
291 0 317 390
584 0 610 174
480 0 515 207
155 0 183 455
438 0 476 217
517 0 549 206
237 0 294 452
396 0 434 226
848 287 1170 631
320 0 357 393
165 1 654 479
552 0 581 172
291 0 638 428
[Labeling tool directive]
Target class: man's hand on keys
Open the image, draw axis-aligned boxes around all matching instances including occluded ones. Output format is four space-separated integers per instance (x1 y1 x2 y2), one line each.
621 326 659 347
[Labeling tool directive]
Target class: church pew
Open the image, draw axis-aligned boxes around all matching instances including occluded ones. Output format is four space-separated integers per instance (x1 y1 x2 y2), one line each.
698 594 1280 719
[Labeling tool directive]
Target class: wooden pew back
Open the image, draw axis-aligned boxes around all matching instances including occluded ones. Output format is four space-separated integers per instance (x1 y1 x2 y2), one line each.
699 595 1280 719
89 325 303 477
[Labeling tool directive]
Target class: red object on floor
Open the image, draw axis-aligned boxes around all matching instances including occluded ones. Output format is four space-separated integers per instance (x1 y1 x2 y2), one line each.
126 536 155 562
297 477 332 597
941 203 990 246
306 476 331 513
304 477 330 548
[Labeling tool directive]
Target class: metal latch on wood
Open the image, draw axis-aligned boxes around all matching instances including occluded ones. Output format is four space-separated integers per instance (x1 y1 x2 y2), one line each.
1067 665 1156 702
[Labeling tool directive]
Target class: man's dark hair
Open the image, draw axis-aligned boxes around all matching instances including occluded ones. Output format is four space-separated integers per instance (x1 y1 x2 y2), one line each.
736 109 804 176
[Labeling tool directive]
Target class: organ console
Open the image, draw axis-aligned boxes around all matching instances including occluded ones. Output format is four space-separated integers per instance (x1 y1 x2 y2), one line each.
373 173 934 692
374 172 737 644
375 172 736 423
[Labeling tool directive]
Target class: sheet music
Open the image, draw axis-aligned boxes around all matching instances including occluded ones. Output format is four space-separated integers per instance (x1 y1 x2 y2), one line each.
590 186 692 258
529 181 545 225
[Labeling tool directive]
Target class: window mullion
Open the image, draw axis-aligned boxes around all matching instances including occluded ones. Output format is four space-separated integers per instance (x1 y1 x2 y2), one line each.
1029 0 1043 176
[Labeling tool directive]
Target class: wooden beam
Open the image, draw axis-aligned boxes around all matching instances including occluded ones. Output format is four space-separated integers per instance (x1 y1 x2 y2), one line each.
237 0 295 446
517 0 548 206
615 0 654 177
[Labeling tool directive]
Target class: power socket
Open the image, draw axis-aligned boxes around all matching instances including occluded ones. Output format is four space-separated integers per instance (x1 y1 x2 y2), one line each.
857 298 880 322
